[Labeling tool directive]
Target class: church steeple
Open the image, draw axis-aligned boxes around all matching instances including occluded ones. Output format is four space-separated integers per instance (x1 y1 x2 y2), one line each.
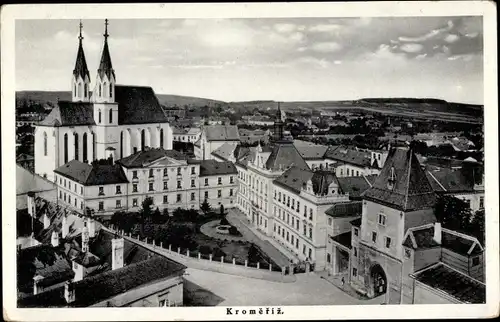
94 19 116 103
72 20 91 102
272 102 284 142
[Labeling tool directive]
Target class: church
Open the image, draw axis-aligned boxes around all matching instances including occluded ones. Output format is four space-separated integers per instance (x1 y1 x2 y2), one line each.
34 20 173 182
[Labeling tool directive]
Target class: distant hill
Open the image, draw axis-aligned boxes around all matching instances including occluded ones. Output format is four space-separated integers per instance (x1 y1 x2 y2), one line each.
16 91 483 124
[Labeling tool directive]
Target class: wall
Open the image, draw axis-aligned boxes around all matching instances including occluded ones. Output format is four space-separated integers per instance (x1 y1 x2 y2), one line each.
413 247 441 272
199 173 238 210
453 192 484 212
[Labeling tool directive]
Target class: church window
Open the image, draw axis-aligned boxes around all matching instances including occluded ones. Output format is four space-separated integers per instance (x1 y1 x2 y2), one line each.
78 83 82 98
119 131 123 159
43 132 48 156
103 82 107 97
160 129 164 148
141 129 145 151
74 84 77 96
98 110 102 123
99 84 102 97
74 133 79 161
64 133 68 164
109 84 113 98
84 84 88 98
83 133 88 163
109 109 113 123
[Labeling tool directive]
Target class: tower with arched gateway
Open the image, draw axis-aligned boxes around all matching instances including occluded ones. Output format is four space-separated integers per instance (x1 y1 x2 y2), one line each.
34 20 173 182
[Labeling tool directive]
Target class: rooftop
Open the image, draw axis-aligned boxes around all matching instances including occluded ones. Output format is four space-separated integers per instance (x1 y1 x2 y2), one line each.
412 263 485 304
293 140 329 160
362 147 437 212
325 146 374 168
204 125 240 142
265 141 309 172
199 160 238 177
211 142 239 161
325 201 362 218
331 232 352 249
54 160 128 186
16 165 56 196
38 86 167 127
116 148 189 168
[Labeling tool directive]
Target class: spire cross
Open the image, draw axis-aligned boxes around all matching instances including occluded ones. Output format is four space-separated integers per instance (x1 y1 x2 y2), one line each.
104 19 109 40
78 20 83 41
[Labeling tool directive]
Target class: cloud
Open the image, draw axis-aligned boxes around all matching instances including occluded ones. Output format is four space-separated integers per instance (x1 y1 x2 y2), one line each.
415 53 427 60
399 43 423 53
465 32 479 38
311 42 342 53
334 60 342 65
294 56 331 68
399 20 453 42
274 23 296 33
444 34 460 43
309 24 343 32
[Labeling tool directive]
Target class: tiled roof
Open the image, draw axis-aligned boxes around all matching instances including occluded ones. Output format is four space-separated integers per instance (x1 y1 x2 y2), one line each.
403 226 440 249
325 201 362 218
16 153 34 162
38 101 95 127
211 142 239 161
331 232 352 249
54 160 128 186
199 160 237 176
442 230 482 256
273 167 313 194
293 140 328 160
311 170 339 195
38 86 167 127
116 148 188 168
265 141 309 171
425 168 476 193
204 125 240 141
413 263 485 303
325 145 373 168
350 218 362 227
362 147 437 212
114 85 167 125
337 175 376 199
16 165 56 195
18 256 185 308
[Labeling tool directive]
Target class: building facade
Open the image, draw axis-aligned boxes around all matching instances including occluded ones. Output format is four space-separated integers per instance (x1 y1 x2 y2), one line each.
34 20 173 182
194 125 240 160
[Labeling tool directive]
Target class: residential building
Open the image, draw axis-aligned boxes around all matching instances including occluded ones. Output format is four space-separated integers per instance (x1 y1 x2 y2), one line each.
194 125 240 160
34 21 173 182
199 160 238 210
54 160 129 217
324 145 383 177
246 115 274 126
17 197 186 307
172 126 201 143
330 147 485 304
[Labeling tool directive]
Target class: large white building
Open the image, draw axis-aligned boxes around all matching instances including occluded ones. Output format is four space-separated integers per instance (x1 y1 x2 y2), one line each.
34 20 173 182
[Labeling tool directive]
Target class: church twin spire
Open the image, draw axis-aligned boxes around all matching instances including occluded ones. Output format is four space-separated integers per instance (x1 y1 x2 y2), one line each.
72 19 115 103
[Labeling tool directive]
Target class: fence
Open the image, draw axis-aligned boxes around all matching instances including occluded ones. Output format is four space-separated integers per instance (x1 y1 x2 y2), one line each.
109 228 301 281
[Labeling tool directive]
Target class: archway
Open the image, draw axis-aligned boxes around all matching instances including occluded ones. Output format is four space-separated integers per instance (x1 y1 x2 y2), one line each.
370 264 387 297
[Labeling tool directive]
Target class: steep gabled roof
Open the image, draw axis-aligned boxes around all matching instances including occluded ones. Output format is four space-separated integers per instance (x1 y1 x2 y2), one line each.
38 101 95 127
310 170 339 196
336 175 376 199
265 141 309 171
325 201 362 218
293 140 329 160
204 125 240 141
97 33 115 81
362 147 437 212
325 145 373 168
114 85 168 125
273 166 313 194
211 142 239 161
199 160 237 176
54 160 128 186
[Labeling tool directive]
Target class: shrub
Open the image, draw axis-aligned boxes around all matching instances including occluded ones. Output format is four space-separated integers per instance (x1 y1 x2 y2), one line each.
212 247 226 258
198 245 212 254
220 217 229 226
228 226 240 236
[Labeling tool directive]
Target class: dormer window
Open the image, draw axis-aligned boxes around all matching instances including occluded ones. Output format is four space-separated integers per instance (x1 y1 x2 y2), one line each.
387 166 396 189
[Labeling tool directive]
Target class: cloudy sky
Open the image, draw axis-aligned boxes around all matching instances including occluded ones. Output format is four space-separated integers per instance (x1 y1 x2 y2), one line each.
16 17 483 104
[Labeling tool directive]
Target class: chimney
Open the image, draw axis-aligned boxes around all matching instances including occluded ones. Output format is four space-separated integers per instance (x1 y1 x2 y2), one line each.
43 211 51 229
51 231 59 247
64 281 76 304
111 235 124 270
433 222 442 244
27 191 36 217
87 217 96 238
72 259 85 282
33 275 44 295
81 221 89 253
62 213 69 239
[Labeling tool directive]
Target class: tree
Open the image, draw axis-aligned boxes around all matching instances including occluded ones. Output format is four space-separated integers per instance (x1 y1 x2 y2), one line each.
139 197 154 234
247 244 260 263
162 208 170 218
200 199 212 215
220 204 225 215
434 195 473 233
469 209 485 246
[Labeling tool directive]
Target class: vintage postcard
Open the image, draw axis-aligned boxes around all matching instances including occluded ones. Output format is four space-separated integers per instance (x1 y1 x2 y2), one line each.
2 1 498 321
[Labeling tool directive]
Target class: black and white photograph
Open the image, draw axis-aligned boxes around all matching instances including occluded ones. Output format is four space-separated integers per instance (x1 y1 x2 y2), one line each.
2 2 498 320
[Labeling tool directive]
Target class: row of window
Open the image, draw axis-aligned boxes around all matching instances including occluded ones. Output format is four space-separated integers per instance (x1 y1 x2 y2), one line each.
273 224 313 260
274 205 313 239
274 190 314 221
57 176 84 195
